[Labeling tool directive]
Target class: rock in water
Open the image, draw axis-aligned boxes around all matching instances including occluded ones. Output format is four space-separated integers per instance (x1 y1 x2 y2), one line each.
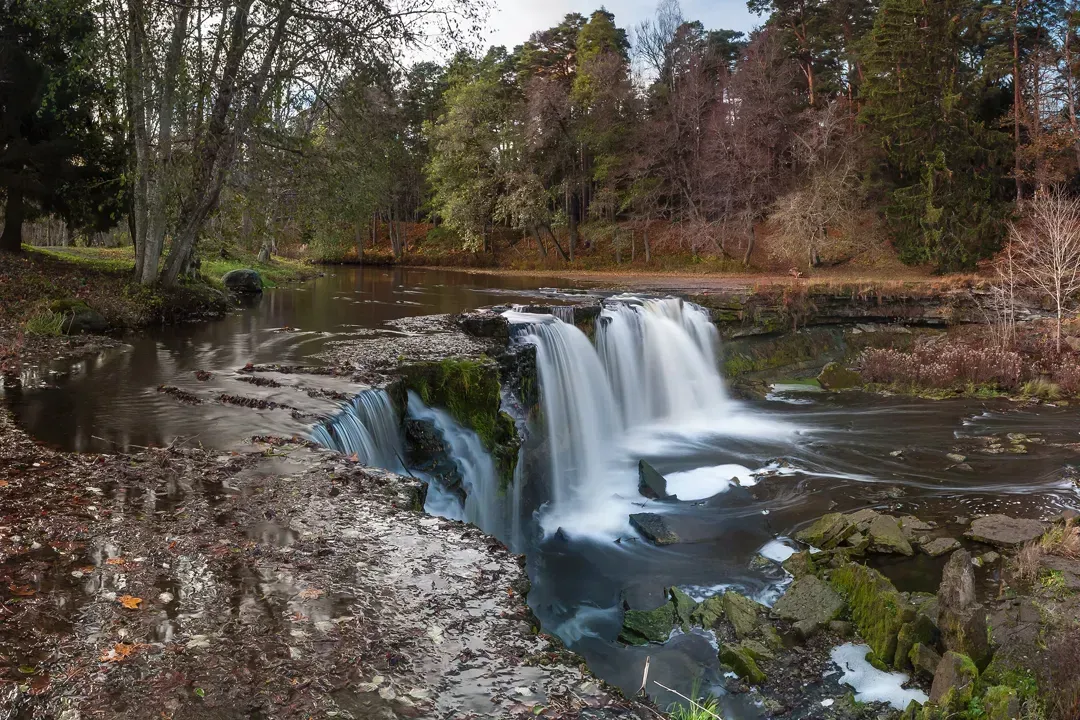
638 459 671 500
222 268 264 294
868 515 914 555
937 550 991 670
772 576 845 634
689 596 725 630
965 514 1047 547
796 512 856 549
619 602 676 645
817 362 862 390
921 537 961 557
723 592 767 640
629 513 679 545
719 642 766 685
669 587 698 631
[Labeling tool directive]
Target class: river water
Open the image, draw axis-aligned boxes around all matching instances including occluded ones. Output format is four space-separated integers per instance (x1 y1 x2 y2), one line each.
5 266 1080 716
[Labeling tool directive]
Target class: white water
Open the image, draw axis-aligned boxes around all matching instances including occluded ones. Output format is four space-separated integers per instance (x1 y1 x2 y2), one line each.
310 389 403 469
507 297 794 540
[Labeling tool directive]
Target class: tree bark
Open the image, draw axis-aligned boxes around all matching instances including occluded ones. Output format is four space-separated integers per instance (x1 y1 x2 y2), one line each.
531 225 548 258
543 225 570 261
643 222 651 264
1013 1 1025 201
1067 7 1080 170
0 188 25 253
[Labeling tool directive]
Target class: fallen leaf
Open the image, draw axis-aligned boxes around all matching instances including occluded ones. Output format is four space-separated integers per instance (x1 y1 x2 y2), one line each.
100 643 137 662
105 557 125 565
78 565 96 574
8 584 36 597
118 595 143 609
0 480 9 487
194 688 206 698
298 588 324 600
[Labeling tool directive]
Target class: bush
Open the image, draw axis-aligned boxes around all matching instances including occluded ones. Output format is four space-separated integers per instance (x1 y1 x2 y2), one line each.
858 341 1023 390
23 309 66 336
1022 378 1062 401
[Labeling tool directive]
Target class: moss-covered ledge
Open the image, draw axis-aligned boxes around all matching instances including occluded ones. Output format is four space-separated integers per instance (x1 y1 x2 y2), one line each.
397 356 520 487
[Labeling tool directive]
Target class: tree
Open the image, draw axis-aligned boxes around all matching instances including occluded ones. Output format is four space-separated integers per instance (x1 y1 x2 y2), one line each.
1011 188 1080 352
0 0 123 253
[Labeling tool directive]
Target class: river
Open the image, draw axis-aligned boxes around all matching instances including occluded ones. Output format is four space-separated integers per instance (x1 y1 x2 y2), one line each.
5 266 1079 717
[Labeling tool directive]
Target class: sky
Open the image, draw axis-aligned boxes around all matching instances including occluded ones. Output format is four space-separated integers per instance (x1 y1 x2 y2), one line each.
482 0 762 52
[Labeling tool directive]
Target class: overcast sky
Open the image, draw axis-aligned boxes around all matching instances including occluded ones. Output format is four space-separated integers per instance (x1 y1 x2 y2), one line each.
482 0 762 52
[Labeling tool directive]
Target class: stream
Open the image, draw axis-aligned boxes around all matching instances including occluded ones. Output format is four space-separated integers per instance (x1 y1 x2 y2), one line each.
5 266 1080 717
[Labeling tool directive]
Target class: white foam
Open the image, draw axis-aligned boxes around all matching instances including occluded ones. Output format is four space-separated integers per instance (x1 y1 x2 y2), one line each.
665 464 756 500
829 643 928 710
758 539 797 564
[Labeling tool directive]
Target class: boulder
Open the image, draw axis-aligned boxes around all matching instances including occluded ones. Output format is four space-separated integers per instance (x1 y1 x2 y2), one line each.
781 551 816 579
937 551 991 671
938 549 976 612
817 362 862 390
983 686 1020 720
772 576 845 633
723 592 767 640
921 537 961 557
909 643 942 679
796 513 856 549
629 513 679 546
844 531 870 554
222 268 264 294
929 652 978 710
669 587 698 631
868 515 914 555
894 612 940 671
965 514 1048 547
50 300 109 334
689 596 725 630
846 508 881 531
829 562 914 666
458 311 510 341
719 642 766 685
619 601 675 645
638 460 671 500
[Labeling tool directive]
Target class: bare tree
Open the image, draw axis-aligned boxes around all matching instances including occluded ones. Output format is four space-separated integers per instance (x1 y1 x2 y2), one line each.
982 240 1020 350
1011 188 1080 352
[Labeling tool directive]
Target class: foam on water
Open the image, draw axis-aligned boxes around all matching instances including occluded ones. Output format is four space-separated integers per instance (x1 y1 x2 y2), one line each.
665 464 756 500
829 643 928 709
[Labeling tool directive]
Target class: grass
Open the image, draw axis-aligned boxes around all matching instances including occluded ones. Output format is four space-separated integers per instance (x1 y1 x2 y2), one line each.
665 680 722 720
23 309 66 336
1023 378 1063 401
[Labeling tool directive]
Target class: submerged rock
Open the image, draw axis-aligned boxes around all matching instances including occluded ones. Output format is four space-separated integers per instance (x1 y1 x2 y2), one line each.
965 514 1048 547
921 537 961 557
619 601 676 645
772 576 845 634
629 513 679 545
222 268 264 294
817 362 862 390
638 459 671 500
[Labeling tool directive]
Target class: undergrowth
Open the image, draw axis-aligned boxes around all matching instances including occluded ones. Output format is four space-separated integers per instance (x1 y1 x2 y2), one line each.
23 309 66 336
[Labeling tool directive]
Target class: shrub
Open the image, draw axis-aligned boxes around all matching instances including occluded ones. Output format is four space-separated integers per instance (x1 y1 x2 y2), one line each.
1022 378 1061 401
1012 540 1044 586
23 309 66 336
1048 628 1080 720
858 341 1023 390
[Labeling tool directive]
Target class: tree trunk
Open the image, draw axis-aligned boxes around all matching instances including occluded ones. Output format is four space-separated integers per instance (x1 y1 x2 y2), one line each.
1013 2 1024 201
567 187 577 261
643 222 651 264
743 221 755 266
1067 16 1080 170
355 220 364 262
0 188 25 253
531 225 548 258
543 225 570 262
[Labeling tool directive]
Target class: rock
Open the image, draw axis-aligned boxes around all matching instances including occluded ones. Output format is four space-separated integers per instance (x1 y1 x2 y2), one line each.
689 596 725 630
796 513 856 549
723 592 767 640
868 515 914 556
638 460 671 500
1066 336 1080 353
894 613 940 671
938 550 976 611
844 532 870 554
829 562 913 667
983 686 1020 720
929 652 978 710
760 625 784 651
669 587 697 631
458 311 510 341
629 513 679 546
946 453 967 464
619 601 675 645
741 639 775 662
900 516 935 535
719 642 766 685
50 300 109 334
781 550 816 579
980 551 1000 565
965 515 1048 547
846 508 881 531
222 268 264 294
909 643 942 679
921 537 961 557
772 576 845 632
817 362 862 390
829 620 855 638
937 550 991 671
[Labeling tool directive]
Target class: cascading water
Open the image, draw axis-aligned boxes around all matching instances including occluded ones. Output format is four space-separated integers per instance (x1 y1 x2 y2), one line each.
310 389 403 469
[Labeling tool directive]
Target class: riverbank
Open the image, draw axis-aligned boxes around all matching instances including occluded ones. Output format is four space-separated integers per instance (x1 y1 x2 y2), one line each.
0 408 647 718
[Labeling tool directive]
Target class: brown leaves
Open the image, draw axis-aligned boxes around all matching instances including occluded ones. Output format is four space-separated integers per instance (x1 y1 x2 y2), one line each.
8 583 36 597
297 588 324 600
105 557 125 565
0 479 9 487
100 643 139 662
118 595 143 609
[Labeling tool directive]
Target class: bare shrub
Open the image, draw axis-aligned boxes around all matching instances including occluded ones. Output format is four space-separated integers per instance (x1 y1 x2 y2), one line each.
1048 627 1080 720
1041 520 1080 559
858 341 1023 390
1012 540 1045 586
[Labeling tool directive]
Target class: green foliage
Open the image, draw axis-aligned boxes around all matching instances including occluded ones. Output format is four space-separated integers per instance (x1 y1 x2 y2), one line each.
23 308 66 336
1022 378 1062 401
667 680 721 720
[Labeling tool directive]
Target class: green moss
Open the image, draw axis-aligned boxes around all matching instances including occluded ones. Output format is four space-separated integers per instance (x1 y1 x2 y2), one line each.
829 562 913 667
400 357 520 487
619 602 676 645
719 642 766 685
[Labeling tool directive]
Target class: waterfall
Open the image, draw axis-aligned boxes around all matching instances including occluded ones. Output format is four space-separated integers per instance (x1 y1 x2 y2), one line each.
310 389 403 469
407 391 510 544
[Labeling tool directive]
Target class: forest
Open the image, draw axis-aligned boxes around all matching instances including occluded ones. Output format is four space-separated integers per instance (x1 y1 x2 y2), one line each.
5 0 1080 280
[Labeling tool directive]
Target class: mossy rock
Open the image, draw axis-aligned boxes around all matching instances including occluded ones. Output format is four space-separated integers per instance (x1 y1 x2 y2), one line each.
781 550 817 578
723 591 767 640
829 562 914 667
929 652 978 711
399 357 519 486
867 514 914 556
796 513 856 549
689 595 725 630
48 299 110 334
772 575 845 631
669 587 697 631
982 685 1020 720
817 362 862 390
619 602 675 645
895 613 939 671
719 642 766 685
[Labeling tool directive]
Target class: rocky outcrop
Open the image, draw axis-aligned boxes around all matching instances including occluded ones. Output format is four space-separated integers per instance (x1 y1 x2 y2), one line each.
771 575 844 635
638 459 671 500
222 268 264 294
629 513 679 545
817 362 862 390
937 550 992 671
965 514 1048 547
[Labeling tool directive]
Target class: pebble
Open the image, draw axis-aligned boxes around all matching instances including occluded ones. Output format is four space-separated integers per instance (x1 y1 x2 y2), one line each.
158 592 174 604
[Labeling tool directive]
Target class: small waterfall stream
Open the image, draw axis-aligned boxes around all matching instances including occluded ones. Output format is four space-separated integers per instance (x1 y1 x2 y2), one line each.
309 389 403 469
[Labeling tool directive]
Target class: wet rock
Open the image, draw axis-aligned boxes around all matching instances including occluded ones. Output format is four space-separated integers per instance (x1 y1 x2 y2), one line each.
629 513 679 546
844 531 870 554
900 516 935 535
909 643 942 679
921 537 961 557
965 514 1048 547
817 362 862 390
781 550 816 578
670 587 698 631
222 268 264 294
772 576 845 634
868 514 914 556
983 686 1020 720
830 562 913 667
929 651 978 710
689 595 725 630
894 612 940 671
846 508 880 531
829 620 855 638
937 550 991 670
638 459 671 500
723 591 767 640
980 551 1001 565
457 311 510 342
946 453 967 464
938 550 976 611
719 642 766 685
796 512 856 549
50 300 110 334
619 601 676 645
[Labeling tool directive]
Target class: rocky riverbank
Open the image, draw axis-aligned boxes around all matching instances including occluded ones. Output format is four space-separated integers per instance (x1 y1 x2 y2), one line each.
0 409 649 719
